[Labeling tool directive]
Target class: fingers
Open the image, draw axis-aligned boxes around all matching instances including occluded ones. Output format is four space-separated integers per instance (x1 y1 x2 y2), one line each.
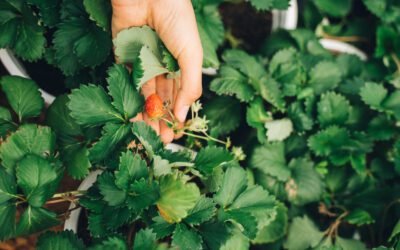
142 79 160 134
156 75 175 144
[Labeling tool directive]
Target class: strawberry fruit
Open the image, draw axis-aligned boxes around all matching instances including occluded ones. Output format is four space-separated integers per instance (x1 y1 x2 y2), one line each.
145 94 164 119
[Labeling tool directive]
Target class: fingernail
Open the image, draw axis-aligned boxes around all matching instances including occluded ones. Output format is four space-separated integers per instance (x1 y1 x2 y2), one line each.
177 105 190 122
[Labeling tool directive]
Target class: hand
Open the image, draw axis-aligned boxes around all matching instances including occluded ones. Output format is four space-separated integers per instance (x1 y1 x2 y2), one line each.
111 0 203 143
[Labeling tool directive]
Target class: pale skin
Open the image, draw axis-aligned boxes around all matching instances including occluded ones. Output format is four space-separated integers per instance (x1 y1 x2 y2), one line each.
111 0 204 143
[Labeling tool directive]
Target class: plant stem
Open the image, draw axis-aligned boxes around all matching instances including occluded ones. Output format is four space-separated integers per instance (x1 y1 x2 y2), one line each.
391 53 400 74
51 190 85 199
169 162 195 168
46 198 78 205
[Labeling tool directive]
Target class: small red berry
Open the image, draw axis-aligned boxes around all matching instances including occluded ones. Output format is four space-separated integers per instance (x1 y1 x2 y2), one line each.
145 94 164 119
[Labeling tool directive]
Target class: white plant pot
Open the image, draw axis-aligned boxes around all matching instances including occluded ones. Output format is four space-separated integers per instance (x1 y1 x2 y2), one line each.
0 49 56 105
319 38 367 61
63 143 188 233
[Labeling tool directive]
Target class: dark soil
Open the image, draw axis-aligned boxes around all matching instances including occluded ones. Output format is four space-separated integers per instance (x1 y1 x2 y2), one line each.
219 2 273 52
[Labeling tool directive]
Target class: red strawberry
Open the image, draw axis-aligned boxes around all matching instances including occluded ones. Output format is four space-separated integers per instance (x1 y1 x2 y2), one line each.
145 94 164 119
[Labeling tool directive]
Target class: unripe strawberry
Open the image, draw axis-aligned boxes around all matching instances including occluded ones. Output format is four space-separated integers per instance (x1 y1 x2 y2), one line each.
145 94 164 119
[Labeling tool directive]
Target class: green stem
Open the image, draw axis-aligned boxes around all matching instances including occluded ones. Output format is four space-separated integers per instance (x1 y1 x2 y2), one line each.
169 162 195 168
51 190 85 199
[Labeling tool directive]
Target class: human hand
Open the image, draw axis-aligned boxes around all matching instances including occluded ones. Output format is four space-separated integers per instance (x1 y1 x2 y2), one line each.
111 0 203 143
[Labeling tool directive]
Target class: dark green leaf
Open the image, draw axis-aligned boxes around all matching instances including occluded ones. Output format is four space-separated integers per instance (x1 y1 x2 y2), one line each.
98 172 126 206
83 0 111 31
132 121 163 158
313 0 352 17
172 224 203 250
345 209 375 226
0 202 16 240
133 229 157 250
185 196 217 225
194 146 233 176
317 92 351 127
17 206 59 236
126 179 159 212
0 167 17 203
37 230 85 250
115 152 148 190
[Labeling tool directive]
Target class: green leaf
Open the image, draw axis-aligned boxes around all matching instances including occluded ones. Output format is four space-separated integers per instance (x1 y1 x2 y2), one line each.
0 167 17 203
63 145 91 180
224 210 258 239
172 224 203 250
153 155 171 178
113 26 161 64
288 102 313 132
0 125 56 172
221 228 250 250
0 106 13 138
254 203 288 244
246 98 271 143
203 96 242 136
37 230 85 250
222 49 265 81
389 220 400 242
308 126 350 157
27 0 61 27
194 146 233 176
46 95 82 136
115 152 148 190
17 155 62 207
286 158 324 205
98 172 126 206
313 0 352 17
83 0 111 31
157 174 200 223
133 46 169 89
198 222 231 250
214 166 248 208
250 142 290 181
309 61 342 95
132 121 163 158
107 64 144 119
89 123 130 162
360 82 388 111
317 92 351 127
133 228 157 250
345 209 375 226
336 237 367 250
265 118 293 142
258 77 285 111
185 196 217 225
73 24 112 67
210 66 255 102
89 236 128 250
198 21 220 68
17 206 59 236
284 216 324 250
150 216 175 239
250 0 274 11
0 76 44 121
69 84 123 126
0 202 16 240
126 179 159 212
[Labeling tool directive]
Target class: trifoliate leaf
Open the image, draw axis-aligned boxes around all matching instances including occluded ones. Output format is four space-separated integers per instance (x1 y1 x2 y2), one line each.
0 76 44 121
17 206 59 236
185 196 217 225
133 46 169 89
313 0 352 17
0 125 56 173
308 126 350 156
284 216 324 250
336 237 367 250
288 102 313 132
360 82 388 111
157 174 200 223
83 0 111 31
63 145 91 180
258 77 285 111
286 158 324 205
0 167 17 204
210 66 255 102
132 121 163 158
0 202 16 240
107 64 144 119
222 49 266 81
17 155 62 207
214 166 248 208
73 24 112 67
133 228 157 250
98 172 126 206
224 210 258 239
345 209 375 226
103 206 133 231
265 118 293 142
194 146 234 176
68 84 123 126
37 230 85 250
246 98 271 143
250 142 290 181
203 96 242 136
172 224 203 250
115 152 148 190
249 0 274 11
317 92 351 127
254 203 288 244
309 61 342 95
150 216 175 239
126 179 159 213
113 26 161 64
89 123 130 162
